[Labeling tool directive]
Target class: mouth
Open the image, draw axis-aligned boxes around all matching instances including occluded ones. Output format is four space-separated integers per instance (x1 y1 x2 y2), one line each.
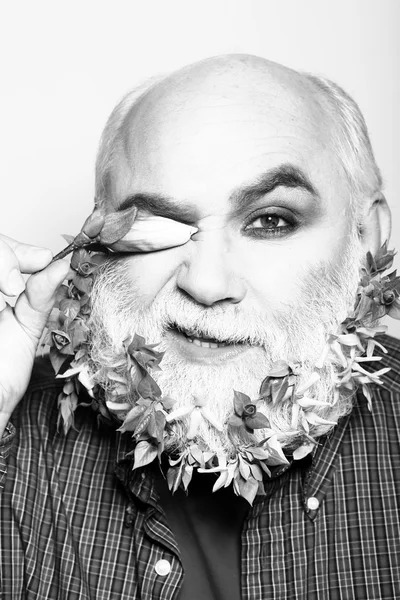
174 325 229 348
166 323 250 363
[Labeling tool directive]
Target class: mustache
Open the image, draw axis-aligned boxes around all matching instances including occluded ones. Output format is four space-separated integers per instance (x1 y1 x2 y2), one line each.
168 322 253 345
150 292 277 347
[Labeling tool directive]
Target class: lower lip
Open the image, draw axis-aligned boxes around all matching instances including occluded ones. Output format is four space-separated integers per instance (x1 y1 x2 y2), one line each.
166 328 250 363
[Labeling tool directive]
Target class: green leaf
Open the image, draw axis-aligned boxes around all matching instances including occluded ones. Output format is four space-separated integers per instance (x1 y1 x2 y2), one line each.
292 443 314 461
258 461 272 477
266 360 291 378
182 464 194 490
49 347 69 375
233 390 250 416
161 395 176 410
259 377 271 398
57 390 78 434
62 234 75 244
59 298 81 321
388 298 400 319
81 209 106 239
137 372 162 399
265 435 290 466
99 205 138 245
212 470 230 493
228 414 244 427
245 413 270 430
55 285 70 306
249 463 263 481
235 476 259 505
167 463 185 493
270 377 289 403
189 444 204 466
133 440 158 470
119 405 145 430
133 409 153 438
72 274 93 295
238 456 251 480
247 446 272 461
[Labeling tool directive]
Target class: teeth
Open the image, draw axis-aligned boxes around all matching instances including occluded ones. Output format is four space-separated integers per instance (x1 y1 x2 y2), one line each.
186 335 227 348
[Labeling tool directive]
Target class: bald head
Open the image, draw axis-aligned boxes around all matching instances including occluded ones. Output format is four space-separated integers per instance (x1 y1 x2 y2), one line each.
96 54 382 227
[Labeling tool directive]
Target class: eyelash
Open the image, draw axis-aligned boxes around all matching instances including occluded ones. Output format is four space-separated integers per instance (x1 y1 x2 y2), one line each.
244 208 298 239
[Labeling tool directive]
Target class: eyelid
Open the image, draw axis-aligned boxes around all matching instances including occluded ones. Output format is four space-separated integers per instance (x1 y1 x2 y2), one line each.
242 205 298 229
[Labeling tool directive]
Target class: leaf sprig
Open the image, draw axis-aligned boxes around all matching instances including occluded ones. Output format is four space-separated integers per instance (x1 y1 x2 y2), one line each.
43 242 400 503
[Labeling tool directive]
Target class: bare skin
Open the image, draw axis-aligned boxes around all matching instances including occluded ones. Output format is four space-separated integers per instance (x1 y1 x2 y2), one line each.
0 236 69 437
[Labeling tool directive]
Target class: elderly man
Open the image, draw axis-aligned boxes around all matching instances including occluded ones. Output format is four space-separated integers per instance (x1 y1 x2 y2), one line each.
0 54 399 599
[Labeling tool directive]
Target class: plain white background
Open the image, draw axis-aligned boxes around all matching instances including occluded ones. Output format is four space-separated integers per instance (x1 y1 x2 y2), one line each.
1 0 399 337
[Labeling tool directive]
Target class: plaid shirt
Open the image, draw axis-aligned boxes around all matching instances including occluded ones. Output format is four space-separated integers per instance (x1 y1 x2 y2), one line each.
0 335 400 599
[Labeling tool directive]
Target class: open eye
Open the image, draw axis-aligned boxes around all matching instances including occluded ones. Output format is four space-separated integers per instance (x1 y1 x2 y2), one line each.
244 209 296 238
248 214 288 230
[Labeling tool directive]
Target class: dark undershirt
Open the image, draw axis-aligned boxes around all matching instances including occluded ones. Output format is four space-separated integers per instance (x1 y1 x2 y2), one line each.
154 467 250 600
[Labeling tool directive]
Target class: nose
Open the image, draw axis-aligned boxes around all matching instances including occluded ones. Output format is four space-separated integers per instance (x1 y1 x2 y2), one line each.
176 233 246 307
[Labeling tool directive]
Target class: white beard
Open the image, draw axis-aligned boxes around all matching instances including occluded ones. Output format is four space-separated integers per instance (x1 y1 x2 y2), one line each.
88 232 364 458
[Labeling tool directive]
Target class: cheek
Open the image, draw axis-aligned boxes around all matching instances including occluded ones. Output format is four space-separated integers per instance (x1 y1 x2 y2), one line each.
124 247 183 303
239 224 353 309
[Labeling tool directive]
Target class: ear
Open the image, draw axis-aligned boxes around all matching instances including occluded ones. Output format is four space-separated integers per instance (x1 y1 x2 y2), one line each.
359 193 392 256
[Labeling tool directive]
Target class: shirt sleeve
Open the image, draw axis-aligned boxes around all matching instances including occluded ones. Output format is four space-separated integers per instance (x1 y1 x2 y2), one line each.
0 423 16 492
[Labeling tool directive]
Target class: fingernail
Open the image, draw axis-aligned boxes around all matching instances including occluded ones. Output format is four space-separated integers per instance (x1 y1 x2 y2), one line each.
8 269 25 295
32 246 52 257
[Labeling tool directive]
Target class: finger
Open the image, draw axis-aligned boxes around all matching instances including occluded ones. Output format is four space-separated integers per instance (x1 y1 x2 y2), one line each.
13 259 70 342
0 234 53 275
0 237 26 296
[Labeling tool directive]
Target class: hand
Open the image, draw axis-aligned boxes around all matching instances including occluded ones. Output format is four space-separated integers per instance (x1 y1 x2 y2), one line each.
0 234 69 436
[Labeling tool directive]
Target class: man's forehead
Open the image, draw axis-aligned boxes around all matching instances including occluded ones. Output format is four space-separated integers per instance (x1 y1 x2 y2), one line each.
123 55 327 150
108 55 339 208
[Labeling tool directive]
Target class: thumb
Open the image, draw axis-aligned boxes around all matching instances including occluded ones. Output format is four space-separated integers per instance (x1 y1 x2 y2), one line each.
14 259 70 343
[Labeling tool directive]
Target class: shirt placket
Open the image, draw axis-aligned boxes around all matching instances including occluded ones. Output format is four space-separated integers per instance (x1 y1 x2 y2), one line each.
115 437 184 600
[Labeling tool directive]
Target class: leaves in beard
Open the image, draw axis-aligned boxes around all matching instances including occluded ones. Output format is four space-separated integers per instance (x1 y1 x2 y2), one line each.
244 413 270 430
366 241 395 275
167 463 185 493
133 408 153 437
57 390 78 434
264 435 290 466
137 370 162 399
118 405 146 433
182 464 194 491
233 475 259 505
133 440 158 470
233 390 251 416
127 334 164 368
59 298 81 321
266 360 291 378
147 411 166 444
228 414 244 427
49 347 70 374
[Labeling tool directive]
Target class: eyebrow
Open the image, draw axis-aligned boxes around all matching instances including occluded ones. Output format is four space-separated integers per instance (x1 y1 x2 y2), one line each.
117 163 319 223
230 164 319 213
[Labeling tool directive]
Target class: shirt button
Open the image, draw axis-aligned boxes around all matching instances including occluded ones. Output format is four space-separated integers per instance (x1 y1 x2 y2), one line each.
155 559 171 576
307 496 319 511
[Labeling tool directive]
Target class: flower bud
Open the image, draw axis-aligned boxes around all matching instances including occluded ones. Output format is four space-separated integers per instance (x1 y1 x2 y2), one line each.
81 210 106 239
243 403 257 417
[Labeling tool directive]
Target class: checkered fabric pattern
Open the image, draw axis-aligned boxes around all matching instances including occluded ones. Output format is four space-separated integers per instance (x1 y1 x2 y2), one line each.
0 335 400 599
